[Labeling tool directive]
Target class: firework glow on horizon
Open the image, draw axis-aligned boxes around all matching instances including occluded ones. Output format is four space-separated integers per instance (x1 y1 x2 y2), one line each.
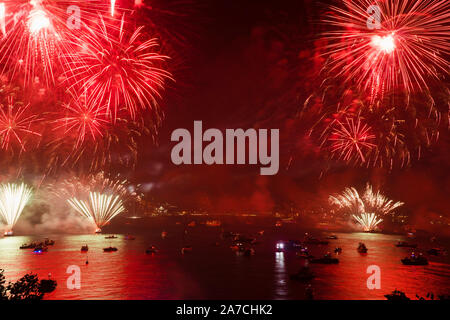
0 182 33 234
329 184 404 231
67 191 125 231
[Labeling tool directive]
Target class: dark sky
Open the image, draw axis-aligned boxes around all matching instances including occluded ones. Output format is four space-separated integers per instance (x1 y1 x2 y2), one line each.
132 0 450 229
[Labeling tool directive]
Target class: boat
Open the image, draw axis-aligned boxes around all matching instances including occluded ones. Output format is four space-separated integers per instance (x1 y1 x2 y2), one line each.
357 242 368 253
395 241 417 248
161 231 168 239
146 245 158 254
290 266 315 282
181 246 193 254
124 234 135 240
95 228 102 234
287 240 304 249
296 251 314 259
303 235 329 245
385 290 410 301
3 230 13 236
230 243 244 252
205 220 221 227
33 246 48 253
326 235 338 240
187 221 196 227
334 247 342 254
105 235 117 239
81 245 89 252
401 253 428 265
233 234 256 244
310 253 339 264
103 247 118 252
427 248 443 256
276 242 286 252
20 243 37 249
44 239 55 246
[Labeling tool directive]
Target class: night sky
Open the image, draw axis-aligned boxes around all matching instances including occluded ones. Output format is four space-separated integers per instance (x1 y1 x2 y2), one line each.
131 0 449 232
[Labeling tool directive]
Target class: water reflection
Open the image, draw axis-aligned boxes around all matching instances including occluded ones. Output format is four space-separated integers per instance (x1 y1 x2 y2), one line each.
274 252 288 298
0 228 448 300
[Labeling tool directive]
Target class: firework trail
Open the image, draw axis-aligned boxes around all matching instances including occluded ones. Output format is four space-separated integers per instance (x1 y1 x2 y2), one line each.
363 184 404 215
301 86 444 170
327 116 376 164
353 213 383 232
0 96 41 151
0 182 33 234
47 172 137 232
53 95 108 147
322 0 450 97
67 191 125 231
329 184 404 231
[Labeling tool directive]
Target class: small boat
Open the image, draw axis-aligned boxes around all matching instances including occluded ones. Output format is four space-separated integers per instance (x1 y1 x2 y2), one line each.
233 234 256 244
20 243 37 249
296 251 314 259
401 253 428 265
105 235 117 239
427 248 443 256
290 266 315 282
44 239 55 246
181 246 193 254
257 230 264 236
146 245 158 254
287 240 304 249
385 290 410 301
303 235 329 245
161 231 168 239
103 247 118 252
95 228 102 234
357 242 368 253
334 247 342 254
276 242 286 252
326 235 338 240
205 220 221 227
275 221 282 227
187 221 196 227
124 234 135 240
3 230 13 236
33 246 48 253
395 241 417 248
230 244 241 251
81 245 89 252
310 253 339 264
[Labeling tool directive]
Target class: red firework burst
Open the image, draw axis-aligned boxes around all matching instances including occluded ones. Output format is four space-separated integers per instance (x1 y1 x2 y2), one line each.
322 0 450 97
66 16 173 120
327 116 376 164
0 97 41 151
0 0 110 85
54 96 109 147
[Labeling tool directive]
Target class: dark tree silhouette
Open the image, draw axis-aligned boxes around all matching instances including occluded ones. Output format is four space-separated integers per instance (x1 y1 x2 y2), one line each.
0 269 56 300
